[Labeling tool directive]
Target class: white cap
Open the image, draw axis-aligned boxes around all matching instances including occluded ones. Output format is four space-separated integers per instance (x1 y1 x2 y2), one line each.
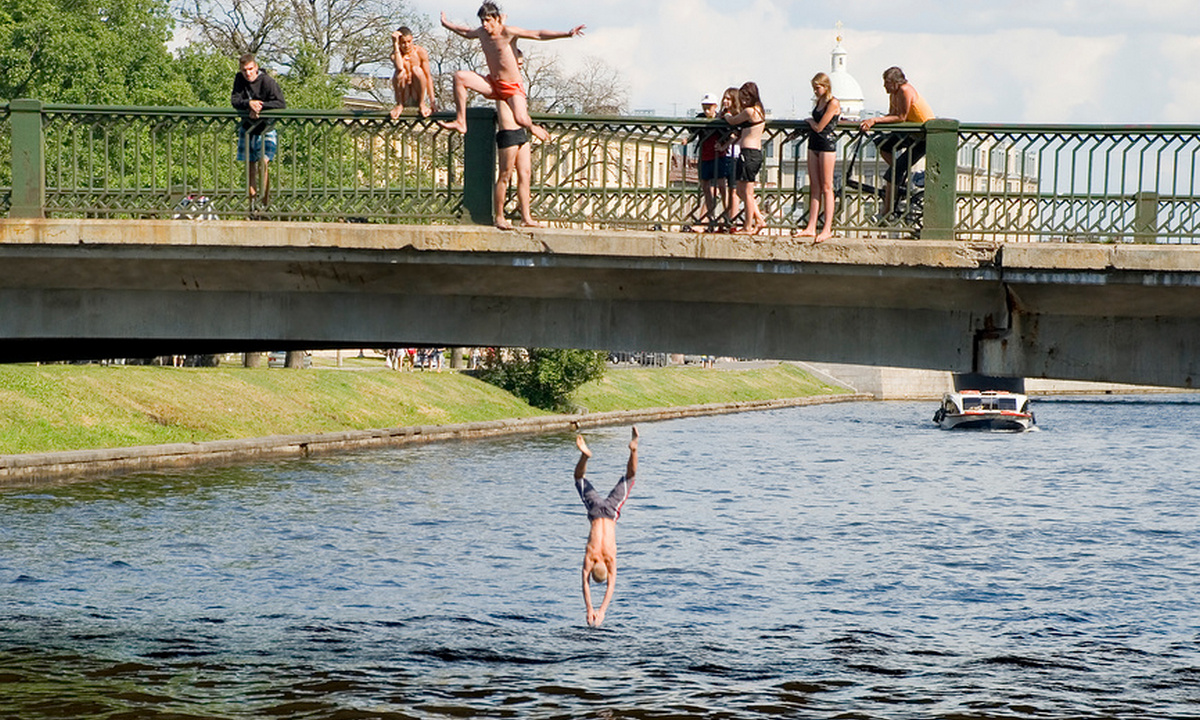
701 93 717 105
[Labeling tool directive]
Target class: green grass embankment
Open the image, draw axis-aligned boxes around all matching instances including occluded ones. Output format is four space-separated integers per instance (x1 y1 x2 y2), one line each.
0 361 846 455
573 362 845 412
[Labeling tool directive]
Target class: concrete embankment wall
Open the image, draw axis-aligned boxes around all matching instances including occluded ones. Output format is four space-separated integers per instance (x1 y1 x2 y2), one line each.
0 394 871 489
804 363 1184 400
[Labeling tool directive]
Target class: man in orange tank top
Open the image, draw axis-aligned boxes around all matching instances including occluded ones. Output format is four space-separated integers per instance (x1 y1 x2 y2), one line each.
859 67 934 219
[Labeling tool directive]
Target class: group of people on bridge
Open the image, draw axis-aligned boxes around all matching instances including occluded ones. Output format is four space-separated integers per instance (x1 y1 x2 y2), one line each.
231 2 934 236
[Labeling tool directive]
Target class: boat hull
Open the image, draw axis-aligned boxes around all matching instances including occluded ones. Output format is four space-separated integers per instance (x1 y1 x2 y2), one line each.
936 412 1034 431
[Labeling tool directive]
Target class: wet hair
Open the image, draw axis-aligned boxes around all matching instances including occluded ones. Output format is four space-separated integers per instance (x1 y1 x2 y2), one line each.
811 72 832 102
883 66 907 85
238 53 257 69
396 26 412 36
721 86 742 114
738 81 763 112
477 2 501 20
590 564 608 583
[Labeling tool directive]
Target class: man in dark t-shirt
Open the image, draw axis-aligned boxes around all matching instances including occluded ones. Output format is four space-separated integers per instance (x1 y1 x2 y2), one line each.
231 54 286 211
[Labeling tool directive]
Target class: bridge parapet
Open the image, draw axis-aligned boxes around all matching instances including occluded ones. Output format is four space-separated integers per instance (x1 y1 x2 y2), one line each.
1 101 1199 243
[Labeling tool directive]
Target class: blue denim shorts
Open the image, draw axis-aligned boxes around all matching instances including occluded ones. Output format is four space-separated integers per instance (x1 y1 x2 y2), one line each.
237 127 278 163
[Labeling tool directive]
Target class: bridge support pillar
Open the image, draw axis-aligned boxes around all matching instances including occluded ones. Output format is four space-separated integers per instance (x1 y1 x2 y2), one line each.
920 118 959 241
9 99 45 219
462 106 498 225
1133 191 1159 243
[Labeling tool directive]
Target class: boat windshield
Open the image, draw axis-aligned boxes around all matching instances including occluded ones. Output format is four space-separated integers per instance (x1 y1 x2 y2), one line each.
962 395 1020 411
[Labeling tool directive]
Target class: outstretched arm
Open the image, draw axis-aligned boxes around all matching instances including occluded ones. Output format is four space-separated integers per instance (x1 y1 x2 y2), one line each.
625 426 638 481
581 560 597 623
509 24 585 41
593 561 615 626
861 89 912 130
441 12 477 38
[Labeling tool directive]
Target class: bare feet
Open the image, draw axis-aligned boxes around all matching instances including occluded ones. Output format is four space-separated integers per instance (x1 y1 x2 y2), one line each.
419 104 431 118
520 219 543 228
793 227 816 238
629 426 638 451
576 435 592 458
389 104 403 120
815 229 832 243
438 118 467 134
495 217 514 230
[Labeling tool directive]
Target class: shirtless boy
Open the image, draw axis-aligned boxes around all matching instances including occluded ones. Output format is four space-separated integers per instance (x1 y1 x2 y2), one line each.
574 427 638 627
438 3 584 142
493 47 540 229
389 26 437 119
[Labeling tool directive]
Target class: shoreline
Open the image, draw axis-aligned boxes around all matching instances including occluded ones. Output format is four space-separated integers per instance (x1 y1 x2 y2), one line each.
0 393 871 489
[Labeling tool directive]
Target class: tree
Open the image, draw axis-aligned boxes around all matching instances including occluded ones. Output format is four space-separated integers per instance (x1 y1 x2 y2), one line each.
421 27 481 110
548 56 629 115
173 44 237 105
478 348 606 412
0 0 197 104
177 0 417 75
280 40 349 108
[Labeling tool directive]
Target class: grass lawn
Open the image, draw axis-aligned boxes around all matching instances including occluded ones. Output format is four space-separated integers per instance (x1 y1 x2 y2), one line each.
0 360 845 455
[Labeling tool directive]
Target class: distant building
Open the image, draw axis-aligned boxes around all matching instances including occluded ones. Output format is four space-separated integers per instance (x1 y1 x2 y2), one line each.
827 32 864 121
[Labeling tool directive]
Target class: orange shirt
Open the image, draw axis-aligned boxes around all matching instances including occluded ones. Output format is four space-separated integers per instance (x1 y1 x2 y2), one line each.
906 92 935 123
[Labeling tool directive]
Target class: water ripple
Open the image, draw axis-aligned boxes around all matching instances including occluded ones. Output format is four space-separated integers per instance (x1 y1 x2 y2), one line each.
2 399 1200 717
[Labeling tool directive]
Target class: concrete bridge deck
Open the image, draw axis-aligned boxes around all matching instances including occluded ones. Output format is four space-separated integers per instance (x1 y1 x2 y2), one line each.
2 219 1199 388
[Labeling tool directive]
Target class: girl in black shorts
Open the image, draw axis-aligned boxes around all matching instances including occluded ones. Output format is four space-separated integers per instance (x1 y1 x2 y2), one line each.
723 82 767 234
795 72 841 243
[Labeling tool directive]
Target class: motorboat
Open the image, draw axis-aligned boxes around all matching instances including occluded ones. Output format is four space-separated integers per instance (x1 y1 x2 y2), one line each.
932 390 1035 431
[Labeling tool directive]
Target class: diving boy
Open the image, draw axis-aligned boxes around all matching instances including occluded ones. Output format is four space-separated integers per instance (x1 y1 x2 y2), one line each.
438 3 584 142
574 427 638 627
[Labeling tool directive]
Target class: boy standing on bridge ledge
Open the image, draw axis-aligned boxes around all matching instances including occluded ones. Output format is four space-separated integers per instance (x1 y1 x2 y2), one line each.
575 427 638 627
437 3 584 142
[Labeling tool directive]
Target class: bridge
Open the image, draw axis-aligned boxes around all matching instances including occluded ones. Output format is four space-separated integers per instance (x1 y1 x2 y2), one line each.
2 102 1200 388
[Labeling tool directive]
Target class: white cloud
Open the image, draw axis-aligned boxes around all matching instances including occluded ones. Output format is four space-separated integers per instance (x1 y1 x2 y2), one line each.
1160 35 1200 123
407 0 1195 123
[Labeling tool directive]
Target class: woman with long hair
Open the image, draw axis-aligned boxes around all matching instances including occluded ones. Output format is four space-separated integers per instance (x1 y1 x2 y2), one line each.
724 81 766 234
716 86 742 231
796 72 840 242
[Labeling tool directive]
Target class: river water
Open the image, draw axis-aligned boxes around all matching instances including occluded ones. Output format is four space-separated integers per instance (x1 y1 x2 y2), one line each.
2 396 1199 718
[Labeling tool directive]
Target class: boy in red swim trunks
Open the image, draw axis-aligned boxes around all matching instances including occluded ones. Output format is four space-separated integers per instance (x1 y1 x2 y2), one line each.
438 3 584 142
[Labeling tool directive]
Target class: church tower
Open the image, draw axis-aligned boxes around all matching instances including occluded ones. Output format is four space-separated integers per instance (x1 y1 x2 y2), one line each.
828 24 864 120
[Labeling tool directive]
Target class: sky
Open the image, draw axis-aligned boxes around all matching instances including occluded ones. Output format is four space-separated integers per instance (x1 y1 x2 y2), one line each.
409 0 1200 123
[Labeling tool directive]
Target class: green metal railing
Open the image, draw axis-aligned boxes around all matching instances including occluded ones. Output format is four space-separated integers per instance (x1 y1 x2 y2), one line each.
0 103 10 216
955 124 1200 243
9 100 467 222
2 100 1198 243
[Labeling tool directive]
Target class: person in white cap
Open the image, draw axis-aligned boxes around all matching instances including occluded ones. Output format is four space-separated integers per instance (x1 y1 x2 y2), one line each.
691 92 726 231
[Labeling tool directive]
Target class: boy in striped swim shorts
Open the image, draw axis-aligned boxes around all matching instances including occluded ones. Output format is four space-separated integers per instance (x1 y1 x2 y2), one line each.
574 427 638 627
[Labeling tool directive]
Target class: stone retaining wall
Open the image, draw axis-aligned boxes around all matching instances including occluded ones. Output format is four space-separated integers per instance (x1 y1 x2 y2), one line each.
0 394 871 489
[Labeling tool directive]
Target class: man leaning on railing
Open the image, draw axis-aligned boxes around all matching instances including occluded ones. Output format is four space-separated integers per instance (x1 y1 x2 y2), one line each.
231 53 286 216
858 66 934 222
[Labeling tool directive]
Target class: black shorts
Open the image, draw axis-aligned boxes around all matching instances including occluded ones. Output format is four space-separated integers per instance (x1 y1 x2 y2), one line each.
576 475 634 522
698 158 718 181
871 132 926 182
496 128 529 149
737 148 763 183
